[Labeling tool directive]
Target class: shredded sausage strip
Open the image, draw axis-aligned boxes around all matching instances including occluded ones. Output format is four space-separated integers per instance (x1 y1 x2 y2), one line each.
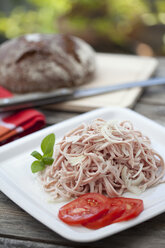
39 119 165 199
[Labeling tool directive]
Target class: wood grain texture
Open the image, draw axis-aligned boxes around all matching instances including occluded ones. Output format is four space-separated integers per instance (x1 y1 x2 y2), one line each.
1 57 165 248
0 237 71 248
136 58 165 105
39 109 78 126
134 103 165 126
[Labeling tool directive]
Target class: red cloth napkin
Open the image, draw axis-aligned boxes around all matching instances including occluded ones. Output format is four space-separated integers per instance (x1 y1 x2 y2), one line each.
0 86 46 145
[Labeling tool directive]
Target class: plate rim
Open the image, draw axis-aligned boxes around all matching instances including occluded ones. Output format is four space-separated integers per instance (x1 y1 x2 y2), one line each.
1 106 165 242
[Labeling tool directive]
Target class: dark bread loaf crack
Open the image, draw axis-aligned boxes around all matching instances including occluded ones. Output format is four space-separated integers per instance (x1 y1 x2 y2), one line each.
0 34 95 93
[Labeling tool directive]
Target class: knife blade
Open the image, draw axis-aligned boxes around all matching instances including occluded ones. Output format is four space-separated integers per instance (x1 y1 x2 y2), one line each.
0 77 165 112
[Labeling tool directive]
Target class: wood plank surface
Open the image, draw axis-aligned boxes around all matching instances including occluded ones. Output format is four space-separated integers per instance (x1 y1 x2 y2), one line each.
46 53 157 111
1 58 165 248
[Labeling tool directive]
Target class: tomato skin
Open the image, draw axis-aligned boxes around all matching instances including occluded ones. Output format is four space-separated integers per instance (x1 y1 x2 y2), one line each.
83 199 125 229
58 193 144 229
83 197 143 229
112 197 144 223
58 193 110 225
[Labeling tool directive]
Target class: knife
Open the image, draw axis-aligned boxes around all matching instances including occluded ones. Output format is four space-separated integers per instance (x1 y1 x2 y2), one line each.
0 77 165 112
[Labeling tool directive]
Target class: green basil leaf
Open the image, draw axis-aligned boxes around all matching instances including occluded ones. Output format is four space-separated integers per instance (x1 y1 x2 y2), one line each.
31 151 42 160
31 160 45 173
44 148 54 157
41 133 55 155
42 157 54 165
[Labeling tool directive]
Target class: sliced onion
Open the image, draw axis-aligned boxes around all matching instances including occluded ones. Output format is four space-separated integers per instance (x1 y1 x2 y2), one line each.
66 155 86 166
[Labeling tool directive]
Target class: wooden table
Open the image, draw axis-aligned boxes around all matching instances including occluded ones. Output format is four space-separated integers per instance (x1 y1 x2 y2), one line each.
1 58 165 248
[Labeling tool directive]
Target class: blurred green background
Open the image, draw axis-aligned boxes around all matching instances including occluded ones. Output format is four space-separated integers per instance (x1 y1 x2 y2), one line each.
0 0 165 56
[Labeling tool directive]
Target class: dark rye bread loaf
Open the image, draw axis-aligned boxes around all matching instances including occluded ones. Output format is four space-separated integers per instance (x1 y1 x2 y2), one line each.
0 34 95 93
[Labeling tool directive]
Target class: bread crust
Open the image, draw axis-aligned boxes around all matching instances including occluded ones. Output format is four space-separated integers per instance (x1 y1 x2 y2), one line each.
0 34 95 93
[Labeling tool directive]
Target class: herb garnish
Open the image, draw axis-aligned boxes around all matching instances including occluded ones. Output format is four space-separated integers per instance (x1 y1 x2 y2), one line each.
30 133 55 173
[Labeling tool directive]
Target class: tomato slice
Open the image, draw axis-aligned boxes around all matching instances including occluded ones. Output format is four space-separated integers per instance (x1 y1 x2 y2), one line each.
58 193 109 225
83 199 125 229
112 197 144 223
83 197 144 229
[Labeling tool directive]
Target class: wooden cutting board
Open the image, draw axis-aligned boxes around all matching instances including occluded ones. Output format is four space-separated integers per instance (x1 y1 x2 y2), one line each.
46 53 158 112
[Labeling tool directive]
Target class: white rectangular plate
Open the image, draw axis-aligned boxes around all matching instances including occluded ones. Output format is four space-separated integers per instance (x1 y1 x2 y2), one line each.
1 107 165 242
